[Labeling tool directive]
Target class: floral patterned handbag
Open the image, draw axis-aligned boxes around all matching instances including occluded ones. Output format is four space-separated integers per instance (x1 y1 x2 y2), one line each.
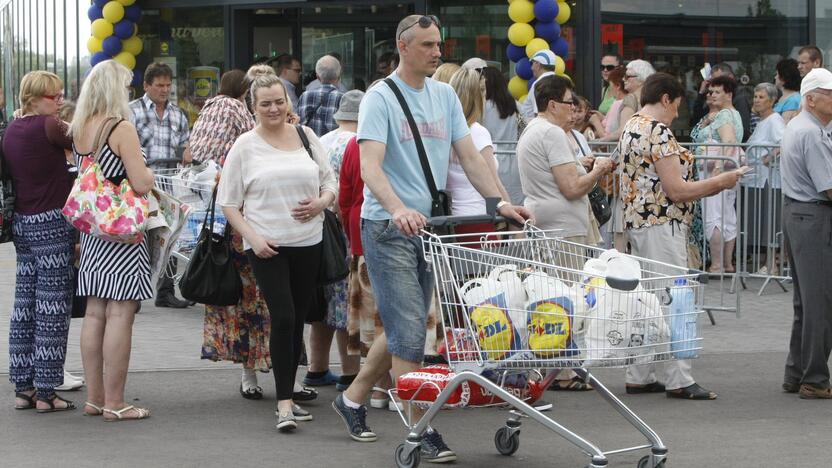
62 117 149 244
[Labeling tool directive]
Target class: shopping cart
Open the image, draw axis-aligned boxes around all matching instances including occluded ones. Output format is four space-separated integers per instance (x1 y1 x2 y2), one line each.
390 215 705 468
151 161 222 281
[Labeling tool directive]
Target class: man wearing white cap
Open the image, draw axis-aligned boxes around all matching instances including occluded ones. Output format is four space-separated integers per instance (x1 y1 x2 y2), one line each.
519 49 557 120
779 67 832 399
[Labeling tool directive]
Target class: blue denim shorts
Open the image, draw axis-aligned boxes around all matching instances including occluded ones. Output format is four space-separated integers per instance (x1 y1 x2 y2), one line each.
360 218 433 363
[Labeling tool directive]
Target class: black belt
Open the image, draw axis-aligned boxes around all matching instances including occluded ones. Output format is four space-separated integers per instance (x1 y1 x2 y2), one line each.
785 196 832 207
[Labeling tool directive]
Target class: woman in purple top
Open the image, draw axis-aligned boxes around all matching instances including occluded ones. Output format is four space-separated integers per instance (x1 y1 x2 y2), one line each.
3 71 76 412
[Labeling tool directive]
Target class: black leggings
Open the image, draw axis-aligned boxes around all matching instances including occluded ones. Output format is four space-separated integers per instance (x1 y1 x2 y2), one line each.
247 242 321 400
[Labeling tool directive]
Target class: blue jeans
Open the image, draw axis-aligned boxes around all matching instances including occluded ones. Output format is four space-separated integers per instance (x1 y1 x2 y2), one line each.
361 219 433 363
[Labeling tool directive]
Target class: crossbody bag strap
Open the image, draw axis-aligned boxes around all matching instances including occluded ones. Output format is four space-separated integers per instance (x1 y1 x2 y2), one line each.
295 124 314 159
383 78 440 201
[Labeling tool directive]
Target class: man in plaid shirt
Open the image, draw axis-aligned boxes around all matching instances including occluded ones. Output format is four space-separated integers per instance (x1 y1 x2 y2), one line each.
298 55 344 137
129 62 193 309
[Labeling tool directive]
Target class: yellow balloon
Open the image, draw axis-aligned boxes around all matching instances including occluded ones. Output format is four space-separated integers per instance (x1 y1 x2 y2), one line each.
116 0 136 5
518 94 528 103
91 19 114 40
556 1 571 24
122 35 143 56
87 36 103 54
507 23 535 47
102 1 125 23
554 55 566 75
508 0 535 24
508 76 528 100
113 51 136 70
525 38 550 58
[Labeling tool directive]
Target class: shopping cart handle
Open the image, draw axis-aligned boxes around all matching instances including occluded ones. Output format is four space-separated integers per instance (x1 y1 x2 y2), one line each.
688 268 709 284
425 214 524 229
147 158 184 169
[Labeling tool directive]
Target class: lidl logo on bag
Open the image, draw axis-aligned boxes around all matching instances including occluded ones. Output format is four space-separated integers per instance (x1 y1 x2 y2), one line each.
527 297 578 358
469 293 520 361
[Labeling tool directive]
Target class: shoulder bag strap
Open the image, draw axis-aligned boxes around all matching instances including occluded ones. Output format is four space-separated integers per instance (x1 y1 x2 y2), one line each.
383 78 440 201
295 124 314 159
91 117 123 163
302 86 335 127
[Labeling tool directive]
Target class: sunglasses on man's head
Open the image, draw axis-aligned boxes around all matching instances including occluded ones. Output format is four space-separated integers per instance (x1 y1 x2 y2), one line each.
600 65 618 72
398 15 441 40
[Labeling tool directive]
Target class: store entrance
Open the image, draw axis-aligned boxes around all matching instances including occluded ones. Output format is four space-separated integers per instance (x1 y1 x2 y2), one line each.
242 3 413 92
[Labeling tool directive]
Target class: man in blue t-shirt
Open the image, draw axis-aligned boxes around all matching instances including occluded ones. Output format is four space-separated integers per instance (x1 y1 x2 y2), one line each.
331 14 529 463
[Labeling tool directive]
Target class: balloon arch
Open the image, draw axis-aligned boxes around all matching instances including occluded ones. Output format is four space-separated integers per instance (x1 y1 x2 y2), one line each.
86 0 143 86
506 0 571 102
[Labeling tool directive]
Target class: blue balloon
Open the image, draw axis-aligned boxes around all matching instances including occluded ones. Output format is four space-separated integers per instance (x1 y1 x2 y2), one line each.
527 77 536 91
102 36 123 56
507 44 526 63
88 4 103 21
535 21 561 44
533 0 559 23
131 70 142 88
124 5 141 23
93 0 109 7
91 52 110 67
515 58 533 80
113 20 135 40
552 37 569 60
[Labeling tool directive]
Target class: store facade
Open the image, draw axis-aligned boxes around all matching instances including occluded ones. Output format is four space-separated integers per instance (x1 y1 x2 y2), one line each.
1 0 830 132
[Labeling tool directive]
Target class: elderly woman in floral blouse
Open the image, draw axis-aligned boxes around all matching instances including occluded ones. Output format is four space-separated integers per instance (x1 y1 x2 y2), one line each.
618 73 745 400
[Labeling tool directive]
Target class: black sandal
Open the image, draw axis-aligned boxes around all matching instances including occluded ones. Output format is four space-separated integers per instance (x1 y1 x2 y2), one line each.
36 393 76 413
625 382 666 394
292 386 318 402
550 377 594 391
239 383 263 400
14 391 36 410
666 383 717 400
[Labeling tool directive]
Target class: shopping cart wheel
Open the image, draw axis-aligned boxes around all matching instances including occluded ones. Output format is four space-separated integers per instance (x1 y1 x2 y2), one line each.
637 455 666 468
494 427 520 456
395 443 421 468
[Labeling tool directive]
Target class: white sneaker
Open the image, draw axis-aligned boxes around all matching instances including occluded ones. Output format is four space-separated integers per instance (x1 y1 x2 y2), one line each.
55 371 84 391
388 399 404 412
370 396 389 409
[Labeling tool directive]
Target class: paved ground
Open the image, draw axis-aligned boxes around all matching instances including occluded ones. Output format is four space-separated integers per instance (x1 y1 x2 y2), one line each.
1 243 830 467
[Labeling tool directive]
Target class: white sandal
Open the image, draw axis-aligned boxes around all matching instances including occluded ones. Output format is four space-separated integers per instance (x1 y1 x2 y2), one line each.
84 402 104 416
103 405 151 422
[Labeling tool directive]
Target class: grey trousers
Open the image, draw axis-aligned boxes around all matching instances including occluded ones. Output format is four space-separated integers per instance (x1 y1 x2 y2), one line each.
783 199 832 388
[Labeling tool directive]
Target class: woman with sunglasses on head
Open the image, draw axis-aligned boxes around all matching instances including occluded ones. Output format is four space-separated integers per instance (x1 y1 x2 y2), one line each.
601 66 628 135
598 59 655 143
3 71 78 413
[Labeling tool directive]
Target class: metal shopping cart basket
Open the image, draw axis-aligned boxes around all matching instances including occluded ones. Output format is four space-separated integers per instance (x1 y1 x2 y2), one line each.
152 163 222 281
390 216 705 468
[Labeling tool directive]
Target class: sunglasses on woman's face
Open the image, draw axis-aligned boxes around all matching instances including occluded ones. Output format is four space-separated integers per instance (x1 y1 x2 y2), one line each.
600 65 617 72
398 15 441 40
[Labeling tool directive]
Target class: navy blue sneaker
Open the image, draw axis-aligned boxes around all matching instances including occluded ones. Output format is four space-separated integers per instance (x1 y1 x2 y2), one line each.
421 429 457 463
332 394 377 442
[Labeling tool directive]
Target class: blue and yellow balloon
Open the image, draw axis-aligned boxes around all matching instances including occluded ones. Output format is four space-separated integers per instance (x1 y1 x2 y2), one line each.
87 1 142 85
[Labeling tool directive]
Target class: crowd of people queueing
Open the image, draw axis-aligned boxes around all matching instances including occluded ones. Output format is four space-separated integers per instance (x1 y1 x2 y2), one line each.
3 14 832 467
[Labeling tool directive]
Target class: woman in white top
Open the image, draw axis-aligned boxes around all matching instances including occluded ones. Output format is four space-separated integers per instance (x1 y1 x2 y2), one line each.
745 82 786 274
481 66 525 204
445 68 511 235
218 74 337 433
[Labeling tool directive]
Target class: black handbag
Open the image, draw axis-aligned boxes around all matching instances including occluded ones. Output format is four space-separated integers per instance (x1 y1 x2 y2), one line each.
178 188 242 306
384 78 452 218
295 125 349 285
0 126 14 244
572 130 611 226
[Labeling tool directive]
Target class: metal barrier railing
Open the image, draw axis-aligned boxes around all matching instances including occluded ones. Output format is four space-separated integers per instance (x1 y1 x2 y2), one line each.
490 139 791 321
